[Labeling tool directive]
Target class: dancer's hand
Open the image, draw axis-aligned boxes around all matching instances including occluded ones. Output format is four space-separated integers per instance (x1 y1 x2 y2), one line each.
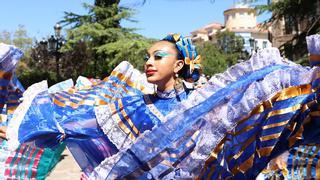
268 151 289 175
0 126 7 139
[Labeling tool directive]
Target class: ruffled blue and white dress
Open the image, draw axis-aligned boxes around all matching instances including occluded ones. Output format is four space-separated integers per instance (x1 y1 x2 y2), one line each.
256 35 320 179
7 35 320 179
6 59 194 176
0 43 65 180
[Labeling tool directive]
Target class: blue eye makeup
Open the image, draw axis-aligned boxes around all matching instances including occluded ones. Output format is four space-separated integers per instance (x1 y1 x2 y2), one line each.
154 51 175 58
144 51 175 61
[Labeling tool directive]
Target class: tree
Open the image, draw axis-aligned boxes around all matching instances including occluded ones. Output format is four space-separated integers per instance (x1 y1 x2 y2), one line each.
20 1 154 86
0 25 33 58
1 25 33 78
216 30 247 66
246 0 320 62
28 37 98 86
12 25 33 52
0 30 12 44
195 30 247 76
12 25 33 76
196 41 229 76
0 26 40 87
61 0 153 78
216 30 245 54
196 41 246 76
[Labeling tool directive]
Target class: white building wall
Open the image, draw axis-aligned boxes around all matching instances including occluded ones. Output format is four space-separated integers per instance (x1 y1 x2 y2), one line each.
235 32 252 53
224 8 257 30
191 3 272 55
255 38 272 49
235 32 272 54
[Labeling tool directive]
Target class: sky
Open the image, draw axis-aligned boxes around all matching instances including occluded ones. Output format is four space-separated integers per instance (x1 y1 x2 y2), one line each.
0 0 270 40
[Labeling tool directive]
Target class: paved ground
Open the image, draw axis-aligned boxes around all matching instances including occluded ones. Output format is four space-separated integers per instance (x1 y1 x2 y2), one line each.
47 149 82 180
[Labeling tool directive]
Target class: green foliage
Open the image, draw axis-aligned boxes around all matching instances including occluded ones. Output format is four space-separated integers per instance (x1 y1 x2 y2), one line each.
196 41 244 76
195 30 247 76
12 25 33 52
3 1 154 87
60 41 93 80
96 35 155 77
17 69 57 88
196 42 229 75
0 25 33 56
253 0 318 23
0 25 34 85
60 0 153 78
12 25 33 75
0 25 64 86
216 30 244 54
0 30 11 44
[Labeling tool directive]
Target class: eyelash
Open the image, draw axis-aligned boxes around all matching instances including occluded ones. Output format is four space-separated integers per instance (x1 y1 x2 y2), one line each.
144 54 163 61
154 55 163 60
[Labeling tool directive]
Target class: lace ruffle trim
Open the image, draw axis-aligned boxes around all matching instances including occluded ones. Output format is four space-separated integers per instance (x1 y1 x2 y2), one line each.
94 105 133 150
6 81 48 150
207 47 295 90
175 66 314 174
307 34 320 55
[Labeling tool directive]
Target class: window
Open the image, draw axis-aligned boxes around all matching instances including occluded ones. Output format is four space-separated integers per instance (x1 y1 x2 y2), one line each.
284 15 298 34
263 41 268 48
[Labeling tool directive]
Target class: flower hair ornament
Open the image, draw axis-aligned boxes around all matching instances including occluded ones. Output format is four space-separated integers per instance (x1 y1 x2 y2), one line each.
162 33 202 82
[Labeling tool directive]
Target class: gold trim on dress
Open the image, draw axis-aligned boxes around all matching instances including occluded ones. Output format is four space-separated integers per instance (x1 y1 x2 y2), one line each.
118 99 140 139
199 83 314 178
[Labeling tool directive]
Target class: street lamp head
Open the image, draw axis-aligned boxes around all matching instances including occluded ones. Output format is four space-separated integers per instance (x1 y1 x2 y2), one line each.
54 23 62 38
48 35 57 52
39 38 48 51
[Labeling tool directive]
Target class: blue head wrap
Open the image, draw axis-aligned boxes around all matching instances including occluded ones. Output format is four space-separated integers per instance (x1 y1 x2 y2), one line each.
162 33 202 82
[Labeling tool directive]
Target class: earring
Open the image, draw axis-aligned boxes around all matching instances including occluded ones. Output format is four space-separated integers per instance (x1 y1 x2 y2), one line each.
153 84 157 93
174 73 183 92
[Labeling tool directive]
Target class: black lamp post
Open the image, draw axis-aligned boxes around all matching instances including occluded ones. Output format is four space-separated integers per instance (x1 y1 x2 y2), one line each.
51 23 64 81
40 23 65 81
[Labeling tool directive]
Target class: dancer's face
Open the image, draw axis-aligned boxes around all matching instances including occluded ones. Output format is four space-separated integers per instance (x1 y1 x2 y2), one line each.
144 41 184 91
